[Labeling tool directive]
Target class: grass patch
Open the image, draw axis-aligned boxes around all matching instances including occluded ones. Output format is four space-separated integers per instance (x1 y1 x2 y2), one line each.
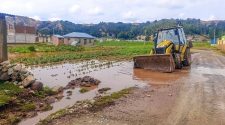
38 108 67 125
0 81 23 107
34 86 56 98
79 88 89 93
20 102 36 112
38 88 133 125
43 104 53 111
192 42 216 49
93 88 132 108
7 116 21 125
0 94 11 107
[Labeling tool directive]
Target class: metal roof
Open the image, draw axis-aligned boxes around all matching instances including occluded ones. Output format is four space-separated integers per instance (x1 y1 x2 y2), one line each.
53 35 64 38
63 32 95 39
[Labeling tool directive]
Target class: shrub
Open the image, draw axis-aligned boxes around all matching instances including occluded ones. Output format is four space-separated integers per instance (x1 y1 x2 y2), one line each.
28 46 36 52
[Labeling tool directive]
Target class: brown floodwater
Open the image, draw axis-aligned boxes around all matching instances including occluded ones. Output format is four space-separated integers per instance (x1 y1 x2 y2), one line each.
19 60 189 125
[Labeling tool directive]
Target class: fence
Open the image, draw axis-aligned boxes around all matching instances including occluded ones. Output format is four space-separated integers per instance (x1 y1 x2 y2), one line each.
217 39 225 52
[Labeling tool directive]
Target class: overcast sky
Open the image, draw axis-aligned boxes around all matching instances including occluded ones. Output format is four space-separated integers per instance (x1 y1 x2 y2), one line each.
0 0 224 23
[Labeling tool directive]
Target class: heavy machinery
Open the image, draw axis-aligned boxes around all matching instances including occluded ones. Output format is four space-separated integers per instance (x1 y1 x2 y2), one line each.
133 26 192 73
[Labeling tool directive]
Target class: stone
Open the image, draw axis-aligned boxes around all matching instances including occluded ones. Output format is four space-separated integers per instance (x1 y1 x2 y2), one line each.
45 97 56 104
66 90 73 96
52 86 64 93
98 87 111 94
0 61 10 66
94 80 101 85
82 76 92 82
7 68 14 75
21 75 35 88
19 85 24 89
2 67 8 72
31 81 43 91
13 65 22 71
0 72 10 80
11 72 20 81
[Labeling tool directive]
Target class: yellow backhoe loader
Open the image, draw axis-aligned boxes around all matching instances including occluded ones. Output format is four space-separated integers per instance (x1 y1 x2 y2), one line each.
133 26 192 73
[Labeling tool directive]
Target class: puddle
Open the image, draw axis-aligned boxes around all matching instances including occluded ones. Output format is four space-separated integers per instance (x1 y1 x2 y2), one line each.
194 67 225 77
19 60 147 125
133 68 189 85
19 60 190 125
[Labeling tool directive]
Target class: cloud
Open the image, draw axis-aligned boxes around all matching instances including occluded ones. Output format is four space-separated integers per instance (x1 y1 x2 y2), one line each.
69 4 80 13
48 17 61 21
87 6 103 16
31 15 41 20
122 11 138 22
0 0 224 23
208 15 216 20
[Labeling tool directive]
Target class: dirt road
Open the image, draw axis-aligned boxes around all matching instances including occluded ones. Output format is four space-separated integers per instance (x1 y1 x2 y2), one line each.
48 50 225 125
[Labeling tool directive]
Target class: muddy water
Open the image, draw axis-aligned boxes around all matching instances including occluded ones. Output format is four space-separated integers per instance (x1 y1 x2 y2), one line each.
20 60 146 125
19 60 190 125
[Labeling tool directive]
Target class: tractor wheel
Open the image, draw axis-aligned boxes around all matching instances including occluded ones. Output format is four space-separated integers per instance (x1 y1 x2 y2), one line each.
183 48 191 66
175 53 182 69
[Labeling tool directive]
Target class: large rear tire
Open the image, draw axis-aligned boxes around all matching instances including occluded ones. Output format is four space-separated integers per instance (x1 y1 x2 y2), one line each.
183 48 191 66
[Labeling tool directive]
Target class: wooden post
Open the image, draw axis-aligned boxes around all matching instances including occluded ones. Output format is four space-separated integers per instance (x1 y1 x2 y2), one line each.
0 15 7 62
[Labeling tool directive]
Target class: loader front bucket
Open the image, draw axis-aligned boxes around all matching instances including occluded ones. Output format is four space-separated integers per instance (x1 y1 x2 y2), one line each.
133 54 175 73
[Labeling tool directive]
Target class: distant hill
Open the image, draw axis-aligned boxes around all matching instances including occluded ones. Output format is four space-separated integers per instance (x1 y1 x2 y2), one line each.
1 13 225 40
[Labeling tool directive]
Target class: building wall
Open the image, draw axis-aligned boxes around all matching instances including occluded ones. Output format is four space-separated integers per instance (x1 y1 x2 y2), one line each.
64 37 94 46
52 36 64 46
37 36 51 43
6 16 37 44
14 33 36 43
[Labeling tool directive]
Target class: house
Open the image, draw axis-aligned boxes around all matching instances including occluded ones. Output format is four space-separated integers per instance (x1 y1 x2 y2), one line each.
36 34 51 43
6 16 36 43
136 35 146 41
63 32 96 46
52 35 64 46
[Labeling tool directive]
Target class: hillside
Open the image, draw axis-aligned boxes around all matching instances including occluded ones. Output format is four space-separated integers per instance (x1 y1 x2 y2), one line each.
1 13 225 39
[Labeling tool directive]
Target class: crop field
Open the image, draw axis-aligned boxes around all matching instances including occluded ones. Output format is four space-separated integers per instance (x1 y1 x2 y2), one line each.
9 41 153 65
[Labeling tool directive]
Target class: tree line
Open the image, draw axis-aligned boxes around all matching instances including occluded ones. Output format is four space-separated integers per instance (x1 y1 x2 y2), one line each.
37 19 225 40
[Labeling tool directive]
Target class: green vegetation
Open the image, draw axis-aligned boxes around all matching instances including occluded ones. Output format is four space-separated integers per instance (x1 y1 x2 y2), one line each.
21 102 36 112
38 108 67 125
36 18 225 39
8 43 84 53
79 88 89 93
192 42 215 49
0 81 23 107
10 41 153 65
93 88 131 108
43 104 53 111
7 116 21 125
38 88 133 125
34 86 57 98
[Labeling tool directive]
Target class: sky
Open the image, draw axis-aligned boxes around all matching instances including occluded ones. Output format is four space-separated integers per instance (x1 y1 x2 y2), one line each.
0 0 224 23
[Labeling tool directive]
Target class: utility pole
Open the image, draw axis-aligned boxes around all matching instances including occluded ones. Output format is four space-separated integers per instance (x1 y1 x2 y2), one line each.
0 14 8 62
214 23 218 45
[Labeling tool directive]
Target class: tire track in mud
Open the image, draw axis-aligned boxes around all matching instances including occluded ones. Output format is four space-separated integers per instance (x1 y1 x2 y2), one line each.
165 50 225 125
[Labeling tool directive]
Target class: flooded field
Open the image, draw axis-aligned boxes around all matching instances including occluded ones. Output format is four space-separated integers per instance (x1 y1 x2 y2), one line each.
19 60 191 125
20 60 145 125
